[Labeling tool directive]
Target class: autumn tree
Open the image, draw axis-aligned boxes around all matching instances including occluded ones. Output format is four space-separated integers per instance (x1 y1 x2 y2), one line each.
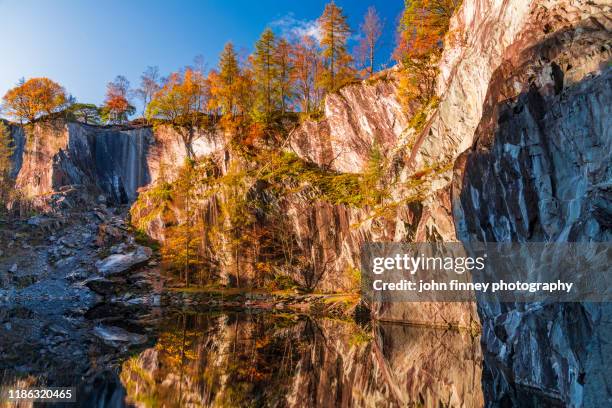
252 29 279 122
209 43 240 117
147 68 211 158
357 6 383 77
0 122 13 206
318 1 354 92
395 0 461 109
291 36 324 113
2 78 68 123
135 66 161 119
101 75 135 124
274 38 294 114
233 67 255 120
396 0 459 59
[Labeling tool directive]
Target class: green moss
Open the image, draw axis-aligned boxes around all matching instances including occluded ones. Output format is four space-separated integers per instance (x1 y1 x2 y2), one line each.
349 329 373 347
408 96 440 133
256 150 386 207
130 181 173 232
133 228 161 252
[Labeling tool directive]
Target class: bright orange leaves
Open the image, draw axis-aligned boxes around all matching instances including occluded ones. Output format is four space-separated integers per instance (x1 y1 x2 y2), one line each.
2 77 67 123
395 0 460 60
102 75 134 124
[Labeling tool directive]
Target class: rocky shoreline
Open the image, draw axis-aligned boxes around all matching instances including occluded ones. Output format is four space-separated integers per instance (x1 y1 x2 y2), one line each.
0 190 375 394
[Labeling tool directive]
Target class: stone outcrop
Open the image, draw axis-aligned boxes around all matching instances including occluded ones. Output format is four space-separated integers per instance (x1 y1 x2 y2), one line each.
8 121 225 206
290 0 611 400
12 122 151 203
4 0 610 403
449 0 611 405
289 70 408 174
96 246 153 277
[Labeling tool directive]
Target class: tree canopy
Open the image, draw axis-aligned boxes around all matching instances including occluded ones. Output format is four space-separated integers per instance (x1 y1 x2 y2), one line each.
318 1 354 92
147 68 211 158
101 75 135 124
2 78 68 123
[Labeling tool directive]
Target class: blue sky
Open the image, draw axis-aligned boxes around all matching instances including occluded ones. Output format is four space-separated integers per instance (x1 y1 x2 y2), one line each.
0 0 403 112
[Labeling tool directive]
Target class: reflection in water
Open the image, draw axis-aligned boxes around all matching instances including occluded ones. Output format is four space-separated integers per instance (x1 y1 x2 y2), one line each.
120 312 483 407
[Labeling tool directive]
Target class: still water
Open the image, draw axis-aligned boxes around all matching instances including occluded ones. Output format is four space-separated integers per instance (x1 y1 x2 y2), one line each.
1 309 483 407
117 311 482 407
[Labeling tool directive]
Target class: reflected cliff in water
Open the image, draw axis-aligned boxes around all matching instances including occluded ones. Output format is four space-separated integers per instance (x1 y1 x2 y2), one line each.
119 311 483 407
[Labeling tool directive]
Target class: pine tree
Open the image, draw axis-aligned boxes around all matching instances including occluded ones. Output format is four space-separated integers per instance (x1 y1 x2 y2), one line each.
252 28 279 122
318 1 354 92
211 42 240 117
274 38 294 114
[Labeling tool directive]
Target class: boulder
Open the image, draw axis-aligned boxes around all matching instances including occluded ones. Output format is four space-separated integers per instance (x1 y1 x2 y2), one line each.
92 325 147 346
95 246 152 277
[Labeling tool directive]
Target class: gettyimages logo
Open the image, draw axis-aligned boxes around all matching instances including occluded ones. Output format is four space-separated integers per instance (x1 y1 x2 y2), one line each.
371 253 486 275
361 242 611 302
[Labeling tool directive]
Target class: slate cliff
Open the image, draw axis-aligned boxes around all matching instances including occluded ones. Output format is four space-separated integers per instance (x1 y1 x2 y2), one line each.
7 121 224 207
5 0 611 404
451 2 611 405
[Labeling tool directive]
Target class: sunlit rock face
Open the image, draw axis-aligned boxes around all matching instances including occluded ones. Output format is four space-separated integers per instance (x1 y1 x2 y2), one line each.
290 70 407 174
12 121 153 204
9 121 224 206
452 0 611 404
288 73 472 322
120 312 483 408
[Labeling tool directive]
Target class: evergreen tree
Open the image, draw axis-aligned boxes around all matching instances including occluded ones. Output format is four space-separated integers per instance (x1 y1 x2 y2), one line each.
318 1 354 92
274 38 294 114
211 42 240 117
252 28 279 122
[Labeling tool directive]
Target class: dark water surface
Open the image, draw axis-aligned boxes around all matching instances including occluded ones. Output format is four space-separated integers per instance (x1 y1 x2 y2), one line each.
1 309 483 407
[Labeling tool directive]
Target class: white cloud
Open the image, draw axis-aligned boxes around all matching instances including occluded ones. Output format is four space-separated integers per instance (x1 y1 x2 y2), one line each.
270 13 322 42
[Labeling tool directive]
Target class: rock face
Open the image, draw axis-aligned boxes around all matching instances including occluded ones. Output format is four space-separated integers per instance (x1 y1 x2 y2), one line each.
5 122 26 180
11 122 151 203
450 0 611 405
290 70 408 173
293 0 611 401
8 121 224 206
286 72 472 326
4 0 610 404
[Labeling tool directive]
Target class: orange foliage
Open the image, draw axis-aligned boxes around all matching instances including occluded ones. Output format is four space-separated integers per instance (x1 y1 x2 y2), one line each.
2 77 67 122
395 0 460 60
102 76 134 123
